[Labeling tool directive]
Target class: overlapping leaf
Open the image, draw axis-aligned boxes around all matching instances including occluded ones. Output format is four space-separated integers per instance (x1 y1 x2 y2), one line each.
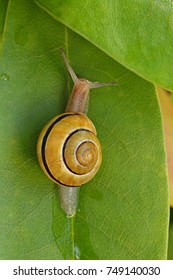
0 0 169 259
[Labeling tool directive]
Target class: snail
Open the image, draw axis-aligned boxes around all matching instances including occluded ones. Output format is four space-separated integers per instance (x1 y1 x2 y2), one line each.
37 48 116 217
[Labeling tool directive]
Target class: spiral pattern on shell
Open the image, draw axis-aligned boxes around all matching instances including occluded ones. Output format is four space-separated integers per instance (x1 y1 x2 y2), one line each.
37 112 102 187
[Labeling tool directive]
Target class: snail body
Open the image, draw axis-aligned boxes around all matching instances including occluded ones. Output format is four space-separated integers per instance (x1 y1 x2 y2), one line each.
37 49 116 216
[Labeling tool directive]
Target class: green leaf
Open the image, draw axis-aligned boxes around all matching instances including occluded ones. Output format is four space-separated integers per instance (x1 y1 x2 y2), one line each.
0 0 168 259
36 0 173 91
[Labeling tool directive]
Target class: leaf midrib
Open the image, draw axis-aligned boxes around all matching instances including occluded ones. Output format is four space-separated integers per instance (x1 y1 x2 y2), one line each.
0 0 10 54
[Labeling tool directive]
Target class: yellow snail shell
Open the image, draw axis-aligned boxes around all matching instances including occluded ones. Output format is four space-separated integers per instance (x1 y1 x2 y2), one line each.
37 112 102 187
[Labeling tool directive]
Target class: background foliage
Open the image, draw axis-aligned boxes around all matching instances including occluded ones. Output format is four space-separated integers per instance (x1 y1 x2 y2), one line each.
0 0 170 259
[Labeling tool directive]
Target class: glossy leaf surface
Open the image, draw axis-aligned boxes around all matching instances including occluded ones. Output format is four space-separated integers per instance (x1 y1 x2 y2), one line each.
0 0 169 259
